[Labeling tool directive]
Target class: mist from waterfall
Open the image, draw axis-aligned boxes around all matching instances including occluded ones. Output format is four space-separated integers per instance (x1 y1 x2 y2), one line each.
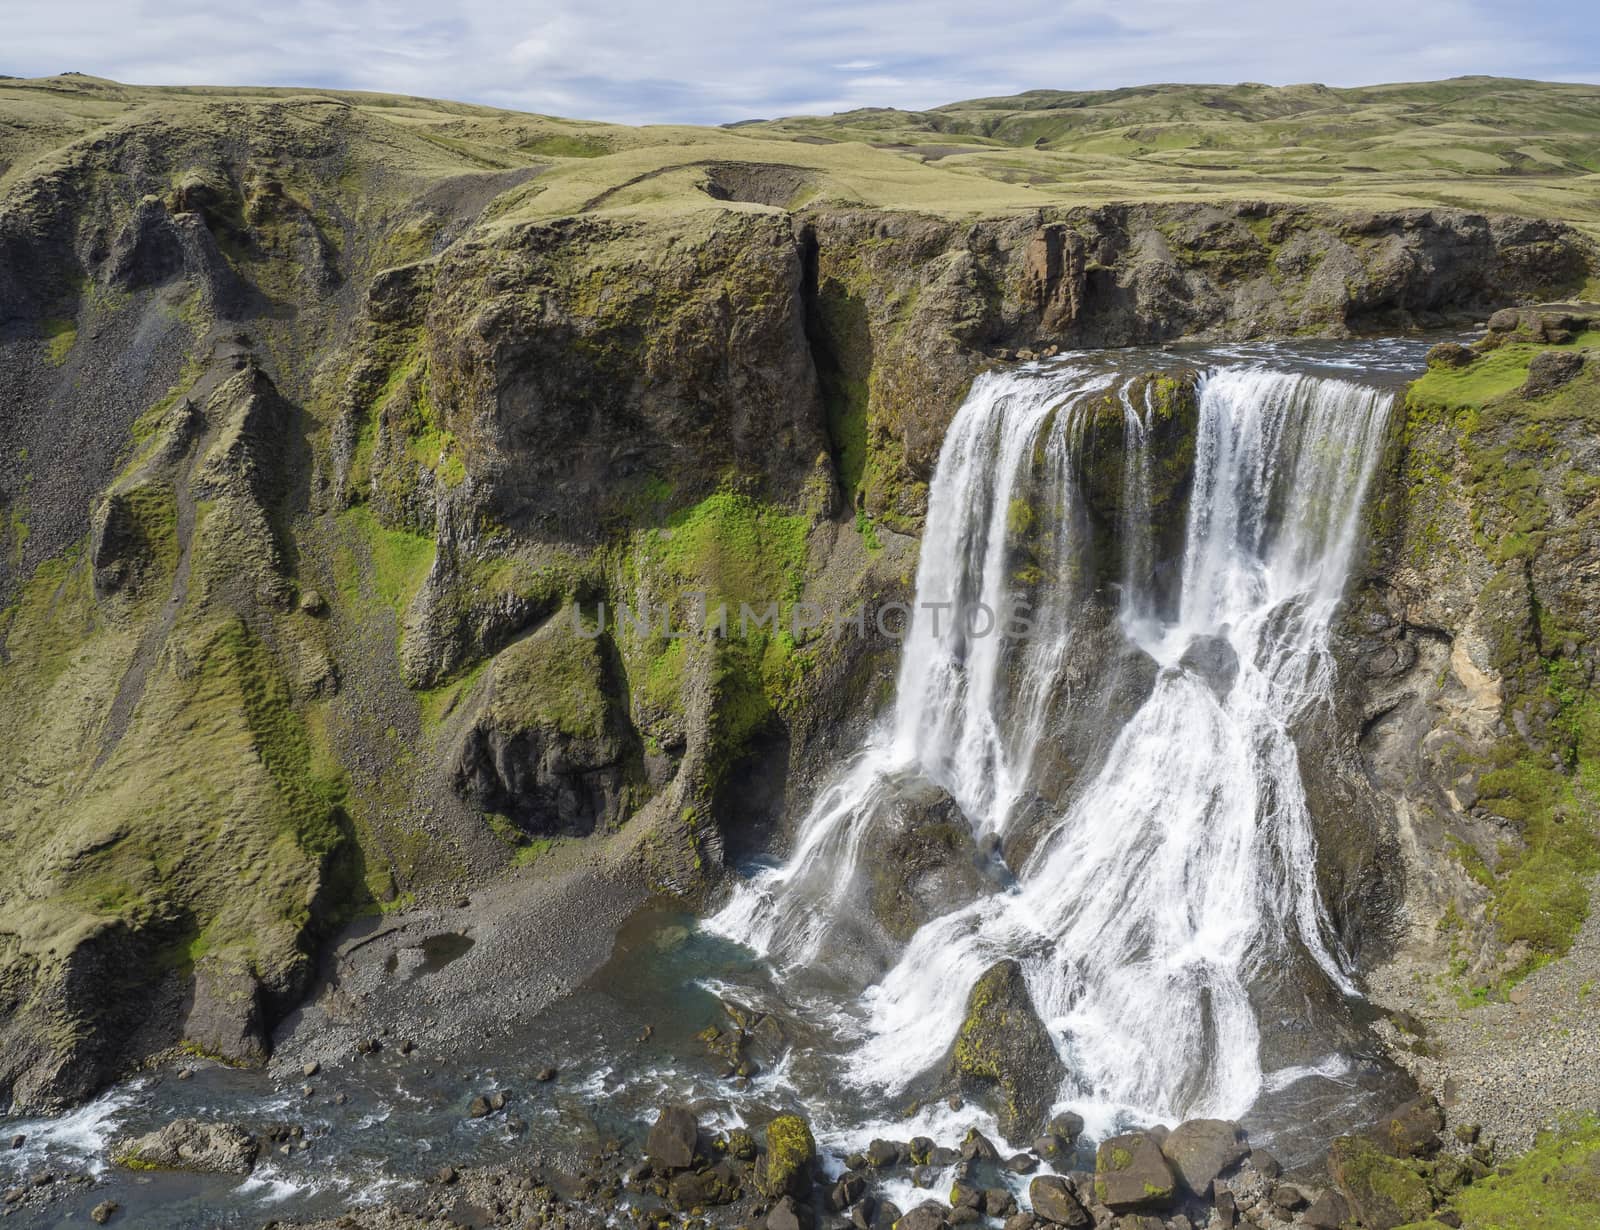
707 356 1393 1127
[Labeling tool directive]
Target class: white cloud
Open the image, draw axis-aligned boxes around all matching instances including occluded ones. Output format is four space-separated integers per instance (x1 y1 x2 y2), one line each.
2 0 1593 125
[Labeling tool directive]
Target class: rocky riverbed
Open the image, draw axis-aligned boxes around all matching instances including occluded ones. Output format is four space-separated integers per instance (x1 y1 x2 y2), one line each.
5 1089 1489 1230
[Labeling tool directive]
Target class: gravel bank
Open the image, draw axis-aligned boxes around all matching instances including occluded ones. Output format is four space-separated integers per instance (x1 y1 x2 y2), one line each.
1367 874 1600 1152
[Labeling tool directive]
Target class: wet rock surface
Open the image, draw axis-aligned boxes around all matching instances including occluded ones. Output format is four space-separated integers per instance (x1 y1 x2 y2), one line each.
947 960 1068 1145
111 1118 259 1175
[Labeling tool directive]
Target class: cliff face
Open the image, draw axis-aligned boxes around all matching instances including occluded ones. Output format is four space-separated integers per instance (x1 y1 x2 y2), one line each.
1343 311 1600 1002
0 89 1595 1110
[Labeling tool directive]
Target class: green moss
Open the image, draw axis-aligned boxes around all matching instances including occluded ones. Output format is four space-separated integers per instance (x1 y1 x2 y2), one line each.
209 621 347 857
340 504 436 618
620 487 812 779
41 317 77 366
1330 1135 1436 1228
1395 339 1600 993
761 1114 816 1198
489 615 611 741
855 509 884 552
1415 1116 1600 1230
1462 673 1600 980
419 660 488 731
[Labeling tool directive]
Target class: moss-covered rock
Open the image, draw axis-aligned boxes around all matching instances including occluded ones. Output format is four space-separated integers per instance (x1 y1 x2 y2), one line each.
1352 320 1600 997
760 1114 816 1199
1328 1135 1436 1230
948 959 1066 1145
1093 1131 1177 1212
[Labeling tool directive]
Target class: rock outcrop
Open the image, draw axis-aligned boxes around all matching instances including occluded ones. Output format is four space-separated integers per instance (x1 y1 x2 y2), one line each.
113 1119 258 1175
947 959 1066 1144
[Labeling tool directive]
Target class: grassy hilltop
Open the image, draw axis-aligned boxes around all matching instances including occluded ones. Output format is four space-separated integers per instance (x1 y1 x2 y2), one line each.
1 73 1598 234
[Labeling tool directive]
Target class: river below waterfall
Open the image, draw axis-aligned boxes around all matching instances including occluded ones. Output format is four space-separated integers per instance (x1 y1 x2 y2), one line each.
2 337 1443 1229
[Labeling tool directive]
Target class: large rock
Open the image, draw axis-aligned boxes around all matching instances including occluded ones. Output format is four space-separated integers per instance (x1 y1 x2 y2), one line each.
760 1114 817 1199
1327 1135 1434 1230
1521 348 1585 397
1027 1175 1090 1228
113 1119 258 1175
1093 1132 1176 1213
450 618 634 837
948 960 1067 1145
895 1203 949 1230
1302 1188 1352 1230
863 777 988 941
647 1105 700 1172
1159 1118 1249 1198
1377 1098 1444 1158
668 1162 741 1210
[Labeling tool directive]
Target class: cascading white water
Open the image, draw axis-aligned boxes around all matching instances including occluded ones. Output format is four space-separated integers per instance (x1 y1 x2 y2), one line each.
707 357 1392 1127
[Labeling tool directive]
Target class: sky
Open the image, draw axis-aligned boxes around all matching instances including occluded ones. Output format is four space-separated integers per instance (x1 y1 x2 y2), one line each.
5 0 1597 126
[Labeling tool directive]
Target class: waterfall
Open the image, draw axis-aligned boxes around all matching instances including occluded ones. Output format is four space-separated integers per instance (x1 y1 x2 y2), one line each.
707 357 1393 1127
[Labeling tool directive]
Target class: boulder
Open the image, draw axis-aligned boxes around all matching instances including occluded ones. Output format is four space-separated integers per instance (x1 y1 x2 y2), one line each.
984 1188 1017 1217
646 1105 699 1172
1327 1135 1433 1230
1028 1175 1090 1228
961 1128 1002 1162
1521 348 1585 398
1487 308 1522 332
1159 1118 1248 1198
1424 341 1476 368
1213 1185 1239 1228
1302 1188 1351 1229
113 1119 258 1175
669 1163 740 1210
1272 1183 1307 1210
767 1195 807 1230
948 961 1067 1144
761 1114 817 1199
828 1174 867 1212
864 778 989 940
1377 1097 1444 1158
1032 1133 1070 1161
1248 1148 1280 1179
1092 1133 1176 1213
896 1202 949 1230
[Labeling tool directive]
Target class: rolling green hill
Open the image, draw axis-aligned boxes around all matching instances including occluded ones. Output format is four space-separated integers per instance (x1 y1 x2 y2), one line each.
2 74 1598 236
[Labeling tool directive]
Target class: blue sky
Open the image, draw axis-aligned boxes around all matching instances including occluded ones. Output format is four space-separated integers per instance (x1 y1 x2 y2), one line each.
6 0 1597 125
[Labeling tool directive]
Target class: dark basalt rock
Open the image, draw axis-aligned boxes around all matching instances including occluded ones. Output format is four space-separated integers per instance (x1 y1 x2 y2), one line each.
646 1105 699 1172
1159 1118 1249 1199
1376 1097 1444 1158
1521 347 1584 397
1425 340 1476 368
948 962 1067 1146
1028 1175 1090 1227
1177 634 1240 697
1093 1132 1177 1212
896 1202 950 1230
862 776 989 942
1327 1135 1434 1229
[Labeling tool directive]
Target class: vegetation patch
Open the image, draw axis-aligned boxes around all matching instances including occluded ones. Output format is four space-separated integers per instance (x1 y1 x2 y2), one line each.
339 504 436 618
1416 1117 1600 1230
40 317 77 366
